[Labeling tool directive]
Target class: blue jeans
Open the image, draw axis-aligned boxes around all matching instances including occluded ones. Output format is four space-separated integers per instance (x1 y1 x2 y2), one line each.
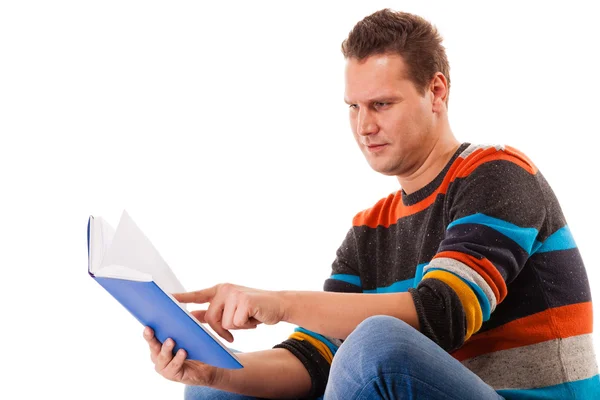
184 315 503 399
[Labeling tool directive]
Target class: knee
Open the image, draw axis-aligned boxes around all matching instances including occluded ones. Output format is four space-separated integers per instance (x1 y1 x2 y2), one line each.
332 316 421 371
349 315 417 347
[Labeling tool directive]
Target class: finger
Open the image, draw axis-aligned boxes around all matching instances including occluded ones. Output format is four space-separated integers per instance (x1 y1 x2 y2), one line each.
163 348 187 381
173 286 218 304
205 304 234 343
155 338 176 372
191 309 257 330
144 327 162 362
222 299 238 330
190 309 207 323
143 326 154 342
232 302 250 328
234 309 262 329
234 320 260 329
234 305 262 329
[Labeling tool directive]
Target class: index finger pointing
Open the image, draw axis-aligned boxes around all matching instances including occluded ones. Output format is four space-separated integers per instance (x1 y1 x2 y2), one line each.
173 286 217 304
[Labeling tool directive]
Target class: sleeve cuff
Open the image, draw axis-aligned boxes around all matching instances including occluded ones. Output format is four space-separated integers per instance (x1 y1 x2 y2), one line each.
273 338 331 399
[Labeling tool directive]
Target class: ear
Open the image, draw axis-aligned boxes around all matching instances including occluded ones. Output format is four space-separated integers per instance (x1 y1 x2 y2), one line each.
430 72 449 113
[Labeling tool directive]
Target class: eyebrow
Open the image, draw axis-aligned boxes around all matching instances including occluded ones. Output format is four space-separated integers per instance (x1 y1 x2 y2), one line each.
344 96 402 104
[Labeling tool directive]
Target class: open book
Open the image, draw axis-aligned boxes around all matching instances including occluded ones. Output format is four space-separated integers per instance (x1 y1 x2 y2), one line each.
87 210 243 369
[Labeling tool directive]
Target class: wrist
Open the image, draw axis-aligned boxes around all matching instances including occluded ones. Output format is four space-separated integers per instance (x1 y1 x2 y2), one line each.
209 366 229 389
278 290 295 323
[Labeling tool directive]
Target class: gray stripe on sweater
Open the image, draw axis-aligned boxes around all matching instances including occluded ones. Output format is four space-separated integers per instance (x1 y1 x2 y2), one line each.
462 334 599 390
458 144 480 159
458 144 505 160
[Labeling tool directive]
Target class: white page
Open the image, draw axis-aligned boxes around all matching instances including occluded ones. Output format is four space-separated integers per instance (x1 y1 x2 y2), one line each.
88 216 116 274
93 264 153 281
99 210 186 295
100 217 115 259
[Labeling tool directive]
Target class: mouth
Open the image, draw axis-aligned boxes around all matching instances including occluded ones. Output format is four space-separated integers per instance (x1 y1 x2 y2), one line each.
366 143 388 153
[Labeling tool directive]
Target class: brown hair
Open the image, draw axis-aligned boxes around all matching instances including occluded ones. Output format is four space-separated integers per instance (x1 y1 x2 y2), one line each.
342 9 450 103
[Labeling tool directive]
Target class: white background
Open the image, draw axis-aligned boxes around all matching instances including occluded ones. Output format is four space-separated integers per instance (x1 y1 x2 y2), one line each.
1 1 598 398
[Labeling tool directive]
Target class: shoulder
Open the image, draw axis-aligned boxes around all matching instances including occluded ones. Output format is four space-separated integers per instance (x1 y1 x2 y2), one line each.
446 143 547 224
452 143 538 180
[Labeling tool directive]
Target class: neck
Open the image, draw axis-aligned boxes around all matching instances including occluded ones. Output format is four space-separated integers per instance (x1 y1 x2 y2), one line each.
397 128 460 195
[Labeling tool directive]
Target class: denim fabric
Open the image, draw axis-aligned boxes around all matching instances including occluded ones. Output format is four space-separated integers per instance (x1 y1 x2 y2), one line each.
324 315 503 399
184 315 503 400
184 385 259 400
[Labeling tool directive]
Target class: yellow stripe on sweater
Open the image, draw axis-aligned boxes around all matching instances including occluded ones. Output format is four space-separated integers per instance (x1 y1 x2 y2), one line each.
288 332 334 364
423 270 483 341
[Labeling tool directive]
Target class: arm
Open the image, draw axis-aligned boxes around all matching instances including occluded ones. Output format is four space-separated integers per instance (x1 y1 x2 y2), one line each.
214 349 311 399
409 148 548 351
146 291 417 398
165 223 418 398
280 290 419 340
145 327 312 399
172 285 419 398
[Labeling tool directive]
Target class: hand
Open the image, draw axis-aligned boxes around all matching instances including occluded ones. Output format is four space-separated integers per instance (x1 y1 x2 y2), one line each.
173 283 286 343
143 327 221 387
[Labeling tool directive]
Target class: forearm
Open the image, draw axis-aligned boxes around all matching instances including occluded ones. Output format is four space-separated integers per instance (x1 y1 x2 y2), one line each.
211 348 311 399
281 291 419 340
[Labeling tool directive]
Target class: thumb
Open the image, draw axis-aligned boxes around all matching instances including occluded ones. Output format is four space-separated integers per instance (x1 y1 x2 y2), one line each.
173 286 217 304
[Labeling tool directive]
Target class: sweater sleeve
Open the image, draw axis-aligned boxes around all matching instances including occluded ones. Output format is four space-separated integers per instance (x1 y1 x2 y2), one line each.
273 228 359 399
410 149 547 351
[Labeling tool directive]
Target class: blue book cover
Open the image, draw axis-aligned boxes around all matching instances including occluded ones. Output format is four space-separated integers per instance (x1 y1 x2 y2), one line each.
87 211 243 370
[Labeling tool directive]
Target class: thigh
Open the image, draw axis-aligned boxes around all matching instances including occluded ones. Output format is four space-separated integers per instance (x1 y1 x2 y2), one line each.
325 315 503 400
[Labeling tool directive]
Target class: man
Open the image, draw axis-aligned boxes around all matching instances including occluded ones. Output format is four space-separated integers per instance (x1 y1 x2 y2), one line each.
144 9 599 399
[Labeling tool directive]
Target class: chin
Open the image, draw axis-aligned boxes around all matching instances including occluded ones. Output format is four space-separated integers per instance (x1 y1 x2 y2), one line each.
368 161 397 176
376 169 398 177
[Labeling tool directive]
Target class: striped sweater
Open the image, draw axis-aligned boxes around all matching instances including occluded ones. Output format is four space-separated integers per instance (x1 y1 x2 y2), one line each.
274 143 599 399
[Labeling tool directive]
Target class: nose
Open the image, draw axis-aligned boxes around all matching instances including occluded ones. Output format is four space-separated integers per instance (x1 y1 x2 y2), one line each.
357 108 378 136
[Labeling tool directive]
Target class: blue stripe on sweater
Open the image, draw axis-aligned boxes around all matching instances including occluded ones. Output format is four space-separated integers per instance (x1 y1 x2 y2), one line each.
330 274 361 287
363 263 429 293
363 278 413 293
497 374 600 399
535 225 577 253
294 327 339 356
448 213 539 255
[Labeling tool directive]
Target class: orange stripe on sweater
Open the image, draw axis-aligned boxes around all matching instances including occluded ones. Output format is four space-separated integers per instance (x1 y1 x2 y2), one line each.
434 251 507 303
451 302 593 362
288 332 334 364
455 146 537 178
352 146 537 228
453 147 486 178
352 159 464 228
505 146 538 174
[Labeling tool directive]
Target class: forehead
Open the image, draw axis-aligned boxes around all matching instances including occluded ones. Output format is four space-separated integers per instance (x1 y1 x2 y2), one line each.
344 53 411 101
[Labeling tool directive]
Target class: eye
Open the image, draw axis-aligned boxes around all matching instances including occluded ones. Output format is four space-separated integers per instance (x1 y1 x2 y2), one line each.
349 104 358 110
374 102 389 108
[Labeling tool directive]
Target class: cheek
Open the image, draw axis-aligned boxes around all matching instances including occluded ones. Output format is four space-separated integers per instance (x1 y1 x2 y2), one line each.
414 101 432 125
352 130 361 146
385 115 410 136
348 113 357 130
349 116 359 138
398 107 426 135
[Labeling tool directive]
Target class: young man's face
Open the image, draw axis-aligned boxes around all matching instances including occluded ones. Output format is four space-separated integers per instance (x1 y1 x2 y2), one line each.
344 53 438 177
